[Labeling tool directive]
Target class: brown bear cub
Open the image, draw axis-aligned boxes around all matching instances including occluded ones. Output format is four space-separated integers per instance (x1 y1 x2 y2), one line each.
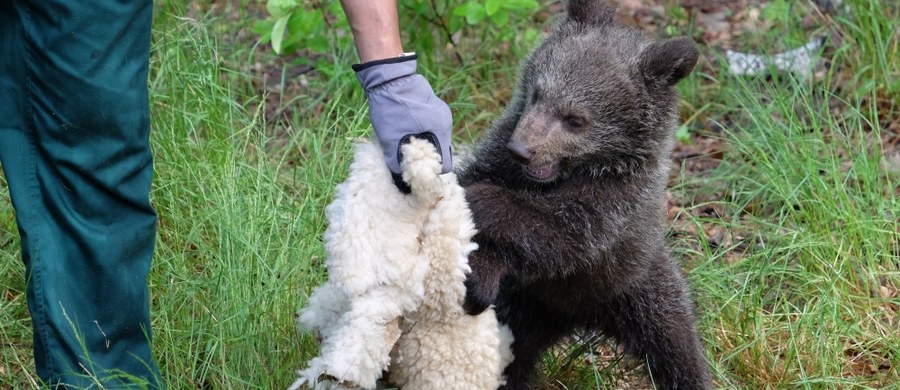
458 0 711 388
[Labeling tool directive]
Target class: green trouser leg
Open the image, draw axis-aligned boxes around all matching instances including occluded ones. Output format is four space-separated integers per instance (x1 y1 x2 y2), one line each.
0 0 163 388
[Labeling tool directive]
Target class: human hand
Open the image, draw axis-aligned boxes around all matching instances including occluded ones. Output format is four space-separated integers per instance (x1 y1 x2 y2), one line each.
353 54 452 192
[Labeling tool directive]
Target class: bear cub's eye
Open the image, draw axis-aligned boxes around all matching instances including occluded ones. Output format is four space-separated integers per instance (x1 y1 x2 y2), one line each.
564 115 587 129
529 89 540 104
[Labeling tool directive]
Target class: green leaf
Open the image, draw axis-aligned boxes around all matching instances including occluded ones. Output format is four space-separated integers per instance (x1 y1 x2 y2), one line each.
271 15 290 55
762 0 790 22
665 25 677 37
669 6 687 21
267 0 298 19
451 2 473 16
522 27 541 46
485 0 501 16
307 34 330 55
288 10 323 35
253 20 274 41
676 124 692 144
449 14 465 33
453 2 486 25
489 9 509 27
327 1 348 24
502 0 539 10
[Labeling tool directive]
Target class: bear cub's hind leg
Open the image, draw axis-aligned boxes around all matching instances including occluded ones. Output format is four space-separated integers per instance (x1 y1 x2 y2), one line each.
597 259 711 389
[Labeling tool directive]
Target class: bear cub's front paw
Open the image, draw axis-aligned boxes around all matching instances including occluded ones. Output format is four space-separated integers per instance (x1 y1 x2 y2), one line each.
463 276 494 315
462 260 507 315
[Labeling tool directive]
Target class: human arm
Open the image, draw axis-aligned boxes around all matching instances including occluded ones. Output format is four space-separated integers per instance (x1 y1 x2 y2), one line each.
339 0 403 62
339 0 454 188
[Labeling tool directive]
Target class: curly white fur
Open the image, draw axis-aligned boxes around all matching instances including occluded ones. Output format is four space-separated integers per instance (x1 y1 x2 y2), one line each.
291 138 512 390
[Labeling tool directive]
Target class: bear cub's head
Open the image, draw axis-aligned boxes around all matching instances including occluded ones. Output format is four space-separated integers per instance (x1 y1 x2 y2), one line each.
506 0 699 184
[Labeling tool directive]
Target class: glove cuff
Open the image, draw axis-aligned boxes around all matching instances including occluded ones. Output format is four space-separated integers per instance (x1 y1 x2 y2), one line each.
352 53 419 91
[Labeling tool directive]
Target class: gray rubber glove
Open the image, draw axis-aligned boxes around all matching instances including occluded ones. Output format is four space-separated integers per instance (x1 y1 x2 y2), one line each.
353 54 453 192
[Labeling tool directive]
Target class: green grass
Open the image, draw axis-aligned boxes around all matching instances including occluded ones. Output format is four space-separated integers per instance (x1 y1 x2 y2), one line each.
144 5 356 386
1 0 898 388
682 80 899 388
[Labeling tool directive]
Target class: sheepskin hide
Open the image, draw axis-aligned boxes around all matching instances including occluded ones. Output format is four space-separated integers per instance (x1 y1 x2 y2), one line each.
291 138 511 390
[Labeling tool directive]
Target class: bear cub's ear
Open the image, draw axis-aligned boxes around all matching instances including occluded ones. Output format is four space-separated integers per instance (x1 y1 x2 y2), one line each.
565 0 616 26
639 37 699 87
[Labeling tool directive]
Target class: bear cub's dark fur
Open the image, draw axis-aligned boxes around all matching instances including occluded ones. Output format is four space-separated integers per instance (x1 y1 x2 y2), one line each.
458 0 711 388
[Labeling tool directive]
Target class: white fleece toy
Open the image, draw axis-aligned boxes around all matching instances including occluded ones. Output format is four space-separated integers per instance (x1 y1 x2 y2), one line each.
290 138 513 390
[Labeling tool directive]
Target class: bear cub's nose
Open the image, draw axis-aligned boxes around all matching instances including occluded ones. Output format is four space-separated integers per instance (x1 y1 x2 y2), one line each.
507 140 533 164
